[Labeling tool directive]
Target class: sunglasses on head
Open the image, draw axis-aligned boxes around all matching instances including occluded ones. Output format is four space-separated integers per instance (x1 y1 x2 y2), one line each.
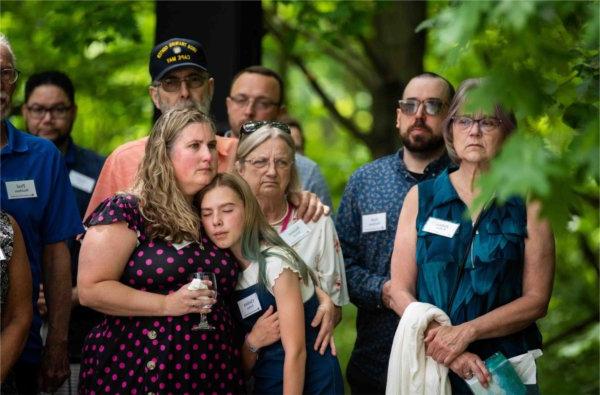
398 98 446 116
239 120 291 138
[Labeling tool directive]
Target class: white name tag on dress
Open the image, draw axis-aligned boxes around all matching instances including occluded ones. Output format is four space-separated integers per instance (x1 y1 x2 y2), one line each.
0 247 5 261
5 180 37 199
280 221 311 246
237 293 262 319
69 170 96 193
422 217 460 238
362 212 386 233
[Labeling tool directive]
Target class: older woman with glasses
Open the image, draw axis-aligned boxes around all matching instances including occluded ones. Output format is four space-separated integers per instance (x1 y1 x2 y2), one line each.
234 121 349 355
389 79 555 394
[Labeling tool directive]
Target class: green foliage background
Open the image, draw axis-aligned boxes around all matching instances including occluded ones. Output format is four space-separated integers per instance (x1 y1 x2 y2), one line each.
2 1 598 394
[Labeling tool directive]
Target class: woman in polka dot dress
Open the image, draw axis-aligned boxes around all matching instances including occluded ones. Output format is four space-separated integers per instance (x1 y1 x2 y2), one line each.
77 108 244 395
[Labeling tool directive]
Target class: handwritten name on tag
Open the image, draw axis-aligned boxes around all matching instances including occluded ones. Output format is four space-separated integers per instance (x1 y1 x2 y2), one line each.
280 221 311 246
237 293 262 319
6 180 37 199
69 170 96 193
362 212 386 233
422 217 460 238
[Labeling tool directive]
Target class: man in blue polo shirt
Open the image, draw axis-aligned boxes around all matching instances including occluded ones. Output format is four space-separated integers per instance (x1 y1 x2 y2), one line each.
0 34 83 393
22 70 105 394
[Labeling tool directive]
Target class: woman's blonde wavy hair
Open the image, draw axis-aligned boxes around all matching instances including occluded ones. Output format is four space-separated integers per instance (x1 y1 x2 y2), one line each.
132 107 216 243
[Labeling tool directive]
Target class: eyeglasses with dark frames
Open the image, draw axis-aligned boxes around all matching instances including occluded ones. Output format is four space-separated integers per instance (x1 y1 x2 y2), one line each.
239 120 291 138
229 95 280 112
154 73 209 93
0 68 20 84
26 105 73 119
398 98 446 116
452 115 503 133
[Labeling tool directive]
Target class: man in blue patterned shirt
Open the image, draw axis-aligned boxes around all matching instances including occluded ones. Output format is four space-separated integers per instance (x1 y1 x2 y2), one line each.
336 73 455 394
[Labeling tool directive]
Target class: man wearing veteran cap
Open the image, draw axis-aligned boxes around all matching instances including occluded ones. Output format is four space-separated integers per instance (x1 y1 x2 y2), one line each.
86 37 325 222
85 38 232 218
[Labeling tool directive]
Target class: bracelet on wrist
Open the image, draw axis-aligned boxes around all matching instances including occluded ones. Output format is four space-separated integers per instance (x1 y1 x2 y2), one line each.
245 334 259 353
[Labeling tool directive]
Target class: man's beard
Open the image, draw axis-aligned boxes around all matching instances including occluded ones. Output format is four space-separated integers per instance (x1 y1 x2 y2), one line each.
159 94 212 115
400 118 445 154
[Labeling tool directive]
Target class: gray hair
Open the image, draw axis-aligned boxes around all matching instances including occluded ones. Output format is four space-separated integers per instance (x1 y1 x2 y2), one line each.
0 34 16 66
235 125 301 196
442 78 517 163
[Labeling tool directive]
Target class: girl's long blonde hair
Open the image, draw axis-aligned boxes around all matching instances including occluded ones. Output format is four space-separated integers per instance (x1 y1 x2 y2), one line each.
133 107 216 243
198 173 310 287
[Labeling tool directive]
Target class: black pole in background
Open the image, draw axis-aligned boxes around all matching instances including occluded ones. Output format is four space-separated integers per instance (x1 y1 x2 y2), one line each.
154 1 263 131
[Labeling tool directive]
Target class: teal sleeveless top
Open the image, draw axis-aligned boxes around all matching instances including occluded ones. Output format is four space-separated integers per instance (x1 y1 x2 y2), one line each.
416 169 542 388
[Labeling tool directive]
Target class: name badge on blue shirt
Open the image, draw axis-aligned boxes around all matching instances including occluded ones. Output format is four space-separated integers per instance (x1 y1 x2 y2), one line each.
237 292 262 319
5 180 37 199
422 217 460 238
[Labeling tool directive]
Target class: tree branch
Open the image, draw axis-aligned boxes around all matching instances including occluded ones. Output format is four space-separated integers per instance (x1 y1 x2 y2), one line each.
288 53 368 145
264 8 379 90
357 35 389 78
544 313 599 348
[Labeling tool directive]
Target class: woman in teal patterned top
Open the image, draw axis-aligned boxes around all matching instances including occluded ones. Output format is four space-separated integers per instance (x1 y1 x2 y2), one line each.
390 79 555 394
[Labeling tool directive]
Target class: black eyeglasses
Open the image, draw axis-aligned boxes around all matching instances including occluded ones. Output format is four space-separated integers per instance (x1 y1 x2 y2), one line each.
154 73 209 93
398 98 446 116
239 120 291 138
0 68 20 84
26 105 73 119
452 116 502 133
229 95 279 112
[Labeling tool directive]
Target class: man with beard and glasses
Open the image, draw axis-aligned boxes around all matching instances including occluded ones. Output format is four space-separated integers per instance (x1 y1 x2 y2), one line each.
22 71 105 394
84 37 238 219
336 73 454 394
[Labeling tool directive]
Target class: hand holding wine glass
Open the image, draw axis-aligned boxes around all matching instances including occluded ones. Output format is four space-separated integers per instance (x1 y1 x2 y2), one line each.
188 272 217 331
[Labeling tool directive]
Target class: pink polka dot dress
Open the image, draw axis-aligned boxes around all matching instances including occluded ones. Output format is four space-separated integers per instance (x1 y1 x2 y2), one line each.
78 195 244 395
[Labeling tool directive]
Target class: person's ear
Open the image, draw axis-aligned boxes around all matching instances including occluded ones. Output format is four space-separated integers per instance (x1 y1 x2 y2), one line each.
149 85 161 109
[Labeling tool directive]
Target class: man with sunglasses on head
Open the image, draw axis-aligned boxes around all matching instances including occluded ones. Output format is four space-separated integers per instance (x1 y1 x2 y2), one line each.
22 70 105 395
224 65 334 211
1 34 84 394
336 73 454 394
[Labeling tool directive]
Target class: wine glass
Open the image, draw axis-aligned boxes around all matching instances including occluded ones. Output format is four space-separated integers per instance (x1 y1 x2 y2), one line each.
189 271 217 331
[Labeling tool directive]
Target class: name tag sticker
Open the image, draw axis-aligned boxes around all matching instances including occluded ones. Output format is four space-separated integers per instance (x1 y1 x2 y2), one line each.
362 212 386 233
280 221 311 246
69 170 96 194
237 292 262 319
0 247 5 261
5 180 37 199
422 217 460 238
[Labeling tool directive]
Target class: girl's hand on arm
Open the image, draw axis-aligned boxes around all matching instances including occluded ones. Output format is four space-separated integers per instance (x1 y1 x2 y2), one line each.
389 186 420 316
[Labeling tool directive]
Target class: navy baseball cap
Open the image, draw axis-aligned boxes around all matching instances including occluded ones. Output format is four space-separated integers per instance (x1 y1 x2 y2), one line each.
149 38 208 81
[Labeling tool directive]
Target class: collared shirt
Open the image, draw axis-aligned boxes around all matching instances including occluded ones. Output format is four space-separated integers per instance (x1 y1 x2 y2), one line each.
336 149 450 389
1 120 84 363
